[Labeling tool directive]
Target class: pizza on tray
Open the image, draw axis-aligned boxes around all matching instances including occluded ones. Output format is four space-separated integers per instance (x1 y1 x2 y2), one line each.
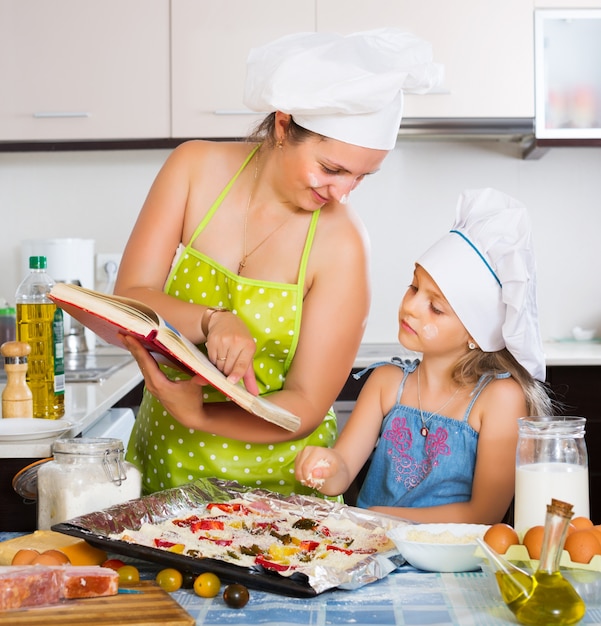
111 496 396 576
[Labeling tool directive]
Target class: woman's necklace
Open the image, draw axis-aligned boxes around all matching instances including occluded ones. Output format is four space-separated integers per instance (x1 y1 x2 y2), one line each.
238 154 297 276
416 366 461 437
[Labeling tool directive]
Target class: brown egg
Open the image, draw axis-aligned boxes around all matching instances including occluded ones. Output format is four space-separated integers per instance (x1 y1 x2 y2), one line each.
564 529 601 564
31 549 71 566
522 525 545 559
483 523 520 554
592 525 601 540
571 516 594 530
11 549 40 565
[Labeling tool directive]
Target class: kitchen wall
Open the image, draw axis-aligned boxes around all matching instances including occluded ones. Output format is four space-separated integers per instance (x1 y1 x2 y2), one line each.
0 140 600 343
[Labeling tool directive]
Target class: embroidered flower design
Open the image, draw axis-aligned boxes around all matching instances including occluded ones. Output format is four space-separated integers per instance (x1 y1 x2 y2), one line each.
382 418 451 490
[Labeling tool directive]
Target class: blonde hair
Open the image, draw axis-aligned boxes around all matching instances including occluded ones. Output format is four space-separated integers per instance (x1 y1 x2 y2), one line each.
452 348 554 416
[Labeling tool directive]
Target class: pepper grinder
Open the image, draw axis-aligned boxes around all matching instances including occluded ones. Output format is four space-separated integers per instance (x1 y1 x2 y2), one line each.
1 341 33 418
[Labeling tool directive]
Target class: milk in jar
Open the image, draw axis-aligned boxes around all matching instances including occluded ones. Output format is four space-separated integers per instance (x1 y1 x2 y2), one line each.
514 416 589 537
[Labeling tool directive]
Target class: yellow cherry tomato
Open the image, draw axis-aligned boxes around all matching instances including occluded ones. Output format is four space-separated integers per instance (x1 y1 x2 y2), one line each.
156 568 183 592
193 571 221 598
117 564 140 584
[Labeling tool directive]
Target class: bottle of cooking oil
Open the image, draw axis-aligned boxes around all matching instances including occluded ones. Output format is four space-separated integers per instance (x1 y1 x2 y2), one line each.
484 498 586 625
15 256 65 419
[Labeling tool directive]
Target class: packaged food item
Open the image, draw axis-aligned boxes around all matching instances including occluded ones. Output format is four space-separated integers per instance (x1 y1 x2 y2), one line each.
0 565 61 610
15 255 65 419
0 565 119 609
59 565 119 599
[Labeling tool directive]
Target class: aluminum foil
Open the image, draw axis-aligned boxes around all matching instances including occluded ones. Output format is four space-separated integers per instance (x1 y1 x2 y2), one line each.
52 477 407 596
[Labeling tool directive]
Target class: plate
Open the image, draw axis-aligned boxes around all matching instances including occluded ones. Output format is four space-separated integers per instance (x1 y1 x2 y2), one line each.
0 417 74 441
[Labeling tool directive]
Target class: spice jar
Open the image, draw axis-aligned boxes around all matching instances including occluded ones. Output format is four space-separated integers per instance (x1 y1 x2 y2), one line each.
514 416 589 536
37 438 141 529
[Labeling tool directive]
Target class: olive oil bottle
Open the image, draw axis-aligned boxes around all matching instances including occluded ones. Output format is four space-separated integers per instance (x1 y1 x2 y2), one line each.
15 256 65 419
480 499 585 626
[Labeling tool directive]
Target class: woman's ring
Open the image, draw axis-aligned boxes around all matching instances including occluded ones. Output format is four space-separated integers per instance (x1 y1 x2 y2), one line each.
217 356 227 361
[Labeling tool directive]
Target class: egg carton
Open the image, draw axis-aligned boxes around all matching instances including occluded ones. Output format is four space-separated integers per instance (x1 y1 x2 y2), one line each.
499 544 601 572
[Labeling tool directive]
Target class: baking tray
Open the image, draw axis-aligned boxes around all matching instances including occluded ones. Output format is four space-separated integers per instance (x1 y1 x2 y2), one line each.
52 477 406 597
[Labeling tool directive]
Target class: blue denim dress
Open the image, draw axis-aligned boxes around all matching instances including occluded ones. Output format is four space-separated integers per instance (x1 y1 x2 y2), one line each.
356 358 508 509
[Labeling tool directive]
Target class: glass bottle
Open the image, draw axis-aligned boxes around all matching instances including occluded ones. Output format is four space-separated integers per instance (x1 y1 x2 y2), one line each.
15 255 65 419
509 500 585 625
37 438 142 529
514 416 589 536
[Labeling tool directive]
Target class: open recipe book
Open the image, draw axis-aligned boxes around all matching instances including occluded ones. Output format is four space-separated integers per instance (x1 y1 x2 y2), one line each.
49 282 300 432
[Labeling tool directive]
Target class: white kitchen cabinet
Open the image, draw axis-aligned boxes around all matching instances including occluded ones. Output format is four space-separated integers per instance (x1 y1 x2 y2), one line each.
535 1 600 6
316 0 535 119
0 0 170 142
171 0 315 139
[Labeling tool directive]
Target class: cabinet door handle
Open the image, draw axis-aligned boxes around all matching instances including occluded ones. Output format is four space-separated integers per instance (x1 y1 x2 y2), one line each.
33 112 91 118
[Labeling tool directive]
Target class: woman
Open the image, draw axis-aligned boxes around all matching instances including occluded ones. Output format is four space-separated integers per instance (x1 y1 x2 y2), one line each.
115 29 442 495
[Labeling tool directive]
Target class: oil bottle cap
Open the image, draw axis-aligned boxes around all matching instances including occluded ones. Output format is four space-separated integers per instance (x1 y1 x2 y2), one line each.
29 255 47 270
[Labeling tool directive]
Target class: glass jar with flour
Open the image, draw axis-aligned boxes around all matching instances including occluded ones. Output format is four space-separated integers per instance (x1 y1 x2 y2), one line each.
37 438 141 529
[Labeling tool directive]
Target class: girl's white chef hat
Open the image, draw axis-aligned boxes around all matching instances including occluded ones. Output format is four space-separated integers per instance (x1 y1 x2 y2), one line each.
243 28 443 150
417 188 546 381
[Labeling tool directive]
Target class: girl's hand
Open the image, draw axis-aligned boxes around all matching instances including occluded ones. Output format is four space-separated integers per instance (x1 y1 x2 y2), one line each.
120 334 208 429
204 311 259 396
295 446 345 494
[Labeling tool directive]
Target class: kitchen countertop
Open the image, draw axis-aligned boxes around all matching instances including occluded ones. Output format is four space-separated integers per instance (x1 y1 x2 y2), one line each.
0 347 143 459
355 340 601 368
1 530 600 625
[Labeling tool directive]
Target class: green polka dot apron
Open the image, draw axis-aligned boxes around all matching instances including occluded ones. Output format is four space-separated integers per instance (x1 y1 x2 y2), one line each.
126 146 338 497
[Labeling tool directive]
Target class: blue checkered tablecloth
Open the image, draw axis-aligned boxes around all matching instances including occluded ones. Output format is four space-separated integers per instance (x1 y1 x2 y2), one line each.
3 532 601 625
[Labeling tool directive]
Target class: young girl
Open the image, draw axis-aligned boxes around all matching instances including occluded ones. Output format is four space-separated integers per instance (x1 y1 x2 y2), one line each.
295 188 553 524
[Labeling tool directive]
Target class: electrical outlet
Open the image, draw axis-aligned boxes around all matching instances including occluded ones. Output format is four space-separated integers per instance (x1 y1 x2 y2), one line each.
95 252 122 292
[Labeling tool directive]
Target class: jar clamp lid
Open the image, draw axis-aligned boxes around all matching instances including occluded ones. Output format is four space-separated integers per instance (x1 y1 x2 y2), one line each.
51 438 128 485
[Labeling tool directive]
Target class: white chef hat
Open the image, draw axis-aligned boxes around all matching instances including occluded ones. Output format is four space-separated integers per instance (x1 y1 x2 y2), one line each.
417 188 545 381
243 28 443 150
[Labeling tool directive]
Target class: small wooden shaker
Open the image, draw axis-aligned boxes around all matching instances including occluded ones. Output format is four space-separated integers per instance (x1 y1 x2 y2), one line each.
1 341 33 418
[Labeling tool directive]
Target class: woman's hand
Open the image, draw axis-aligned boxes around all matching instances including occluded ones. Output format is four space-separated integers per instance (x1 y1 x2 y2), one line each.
294 446 349 496
120 334 209 429
203 311 259 395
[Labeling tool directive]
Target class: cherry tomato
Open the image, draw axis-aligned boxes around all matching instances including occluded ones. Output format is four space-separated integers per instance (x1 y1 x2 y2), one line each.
193 572 221 598
223 583 249 608
156 568 183 592
117 564 140 584
181 571 196 589
101 558 126 571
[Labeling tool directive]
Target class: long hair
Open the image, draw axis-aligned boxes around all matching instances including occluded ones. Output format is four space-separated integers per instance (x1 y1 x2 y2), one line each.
452 347 555 416
246 113 320 147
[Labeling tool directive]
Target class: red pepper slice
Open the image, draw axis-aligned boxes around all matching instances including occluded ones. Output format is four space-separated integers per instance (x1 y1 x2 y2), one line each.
191 519 225 532
172 515 201 528
298 540 319 552
197 536 233 546
154 538 178 548
207 502 246 514
326 545 354 555
255 554 293 572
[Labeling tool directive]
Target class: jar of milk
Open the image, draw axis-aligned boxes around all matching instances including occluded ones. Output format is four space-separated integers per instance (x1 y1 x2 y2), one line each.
514 416 589 537
37 438 141 529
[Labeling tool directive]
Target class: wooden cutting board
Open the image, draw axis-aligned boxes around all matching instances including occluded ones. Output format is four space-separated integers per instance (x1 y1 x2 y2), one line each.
0 581 194 626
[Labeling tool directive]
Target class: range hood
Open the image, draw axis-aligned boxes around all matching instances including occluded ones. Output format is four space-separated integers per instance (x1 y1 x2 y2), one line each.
396 117 540 159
